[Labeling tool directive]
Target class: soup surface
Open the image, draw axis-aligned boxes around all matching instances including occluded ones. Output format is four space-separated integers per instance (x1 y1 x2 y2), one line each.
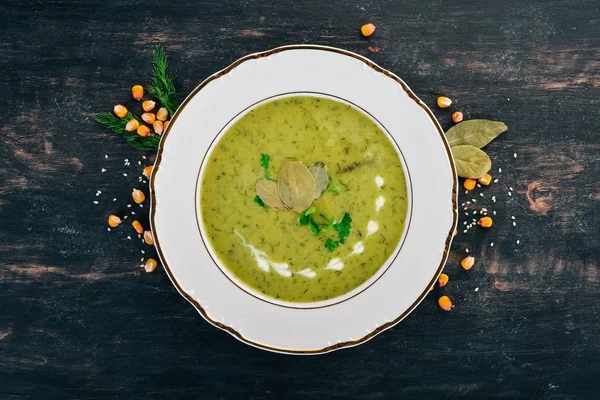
200 96 408 303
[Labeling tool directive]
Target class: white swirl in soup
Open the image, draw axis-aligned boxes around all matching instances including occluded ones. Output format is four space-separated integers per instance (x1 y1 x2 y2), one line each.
200 96 408 303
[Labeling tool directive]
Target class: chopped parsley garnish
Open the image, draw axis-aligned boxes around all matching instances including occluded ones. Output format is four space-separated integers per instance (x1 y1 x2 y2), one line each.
326 183 341 195
334 213 352 244
325 238 339 252
309 219 320 235
298 206 316 225
260 153 270 171
253 195 267 208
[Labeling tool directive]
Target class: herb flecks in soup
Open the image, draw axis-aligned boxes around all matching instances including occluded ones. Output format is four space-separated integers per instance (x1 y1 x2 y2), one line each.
201 96 408 303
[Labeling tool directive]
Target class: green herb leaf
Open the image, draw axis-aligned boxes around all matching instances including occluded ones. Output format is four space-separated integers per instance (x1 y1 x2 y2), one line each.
451 145 492 178
325 238 339 252
253 195 267 208
255 179 288 210
298 206 316 225
446 119 508 148
309 219 320 235
309 162 329 198
277 161 316 213
321 217 335 232
147 46 179 116
260 154 270 171
334 213 352 244
95 112 161 151
326 183 341 195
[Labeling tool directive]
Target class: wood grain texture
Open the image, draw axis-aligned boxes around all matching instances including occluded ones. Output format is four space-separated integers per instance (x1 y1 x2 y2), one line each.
0 0 599 398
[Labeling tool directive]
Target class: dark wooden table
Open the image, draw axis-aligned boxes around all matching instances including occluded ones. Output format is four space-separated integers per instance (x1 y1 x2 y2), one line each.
1 1 599 398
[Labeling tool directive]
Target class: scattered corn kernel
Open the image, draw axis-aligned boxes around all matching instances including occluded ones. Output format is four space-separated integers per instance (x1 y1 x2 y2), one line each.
137 125 150 137
125 119 139 132
164 120 170 130
143 165 153 178
437 96 452 109
360 23 376 37
108 215 122 228
153 120 164 135
141 113 156 124
144 258 158 273
143 230 154 245
142 100 156 112
438 295 452 311
452 111 464 123
156 107 168 121
438 273 449 287
478 173 492 186
132 188 145 204
461 255 475 270
113 104 128 118
463 178 476 191
478 216 493 228
132 85 144 100
132 220 144 234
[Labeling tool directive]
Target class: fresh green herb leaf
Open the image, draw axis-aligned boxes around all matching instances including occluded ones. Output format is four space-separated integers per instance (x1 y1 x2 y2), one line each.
325 238 339 252
298 206 317 225
326 183 341 195
253 195 267 208
260 154 270 170
309 219 320 235
334 213 352 244
265 172 272 180
95 112 160 151
321 217 335 232
147 46 179 116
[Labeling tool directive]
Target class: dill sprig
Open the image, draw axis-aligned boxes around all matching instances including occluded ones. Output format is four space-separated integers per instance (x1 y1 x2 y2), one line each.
147 46 179 116
95 112 161 151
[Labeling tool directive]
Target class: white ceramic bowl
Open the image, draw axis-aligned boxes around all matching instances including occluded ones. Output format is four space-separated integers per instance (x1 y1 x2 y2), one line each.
150 45 457 354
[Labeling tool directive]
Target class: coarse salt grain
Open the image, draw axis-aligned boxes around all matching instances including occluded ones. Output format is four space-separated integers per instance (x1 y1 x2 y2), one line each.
498 168 502 173
477 183 481 188
141 250 145 254
463 230 468 233
511 216 515 219
466 201 471 204
123 215 128 219
142 156 146 159
475 287 479 292
472 199 477 203
113 198 117 201
464 221 467 225
508 192 512 196
465 249 469 253
465 190 468 194
493 179 498 183
93 201 98 204
510 187 514 191
473 211 477 215
123 173 128 177
139 204 143 208
107 227 111 231
138 161 141 165
131 211 135 215
105 155 108 159
514 153 517 158
479 193 484 197
127 236 132 240
490 242 494 247
513 222 516 226
142 180 147 184
101 168 106 173
127 204 132 208
517 240 520 244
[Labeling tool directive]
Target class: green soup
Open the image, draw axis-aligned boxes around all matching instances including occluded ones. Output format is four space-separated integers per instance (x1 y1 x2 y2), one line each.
200 96 408 303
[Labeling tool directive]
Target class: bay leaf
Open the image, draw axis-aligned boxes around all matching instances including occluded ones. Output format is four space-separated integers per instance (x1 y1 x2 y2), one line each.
277 161 316 213
255 179 289 210
451 145 492 178
446 119 508 148
309 162 329 198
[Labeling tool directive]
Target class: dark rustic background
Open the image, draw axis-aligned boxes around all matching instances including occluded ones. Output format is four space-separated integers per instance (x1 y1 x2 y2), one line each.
1 0 599 398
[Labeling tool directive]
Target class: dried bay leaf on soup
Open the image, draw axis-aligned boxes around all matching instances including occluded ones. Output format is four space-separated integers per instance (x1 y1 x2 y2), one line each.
277 161 316 213
451 145 492 179
309 162 329 198
255 179 289 210
446 119 508 148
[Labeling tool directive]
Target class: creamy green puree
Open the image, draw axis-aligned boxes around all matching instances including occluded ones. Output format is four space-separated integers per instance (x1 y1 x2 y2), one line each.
200 96 408 303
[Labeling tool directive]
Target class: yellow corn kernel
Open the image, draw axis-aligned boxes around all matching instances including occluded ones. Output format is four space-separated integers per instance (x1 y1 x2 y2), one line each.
437 96 452 109
478 173 492 186
438 273 449 287
478 216 493 228
156 107 168 121
108 215 122 228
360 23 376 37
137 125 150 137
141 113 155 124
144 258 158 273
463 178 476 191
438 295 452 311
132 220 144 234
132 188 145 204
164 120 169 130
142 100 156 112
125 119 139 132
113 104 128 118
132 85 144 100
452 111 463 123
143 230 154 245
153 120 164 135
143 165 153 178
461 255 475 270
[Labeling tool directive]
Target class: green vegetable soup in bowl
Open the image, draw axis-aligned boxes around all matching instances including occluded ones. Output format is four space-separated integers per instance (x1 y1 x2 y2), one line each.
199 95 410 304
